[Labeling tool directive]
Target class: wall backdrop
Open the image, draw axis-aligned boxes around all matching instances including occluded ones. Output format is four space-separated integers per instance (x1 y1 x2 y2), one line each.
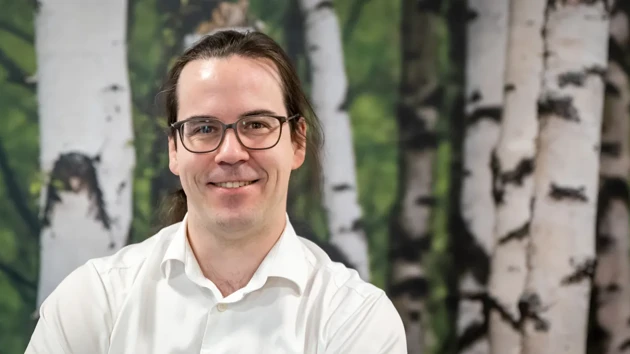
1 1 628 354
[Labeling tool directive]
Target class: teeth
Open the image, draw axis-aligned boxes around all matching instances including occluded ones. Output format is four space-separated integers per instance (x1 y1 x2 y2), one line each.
215 181 254 189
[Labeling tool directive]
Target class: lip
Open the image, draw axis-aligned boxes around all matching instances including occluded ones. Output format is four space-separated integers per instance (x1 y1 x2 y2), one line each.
206 179 260 191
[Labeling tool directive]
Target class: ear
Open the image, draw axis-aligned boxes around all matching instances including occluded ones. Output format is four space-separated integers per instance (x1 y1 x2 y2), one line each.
291 119 307 170
168 135 180 176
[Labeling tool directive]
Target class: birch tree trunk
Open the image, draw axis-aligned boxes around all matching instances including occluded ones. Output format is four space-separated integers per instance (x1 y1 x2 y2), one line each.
456 0 509 352
299 0 370 280
591 5 630 353
521 1 611 353
35 0 135 307
388 0 442 352
486 1 546 353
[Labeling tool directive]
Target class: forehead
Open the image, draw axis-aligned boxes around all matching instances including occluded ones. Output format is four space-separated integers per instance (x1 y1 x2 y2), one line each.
176 55 286 121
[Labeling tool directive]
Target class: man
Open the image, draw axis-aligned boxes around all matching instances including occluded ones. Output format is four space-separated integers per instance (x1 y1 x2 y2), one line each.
26 30 406 353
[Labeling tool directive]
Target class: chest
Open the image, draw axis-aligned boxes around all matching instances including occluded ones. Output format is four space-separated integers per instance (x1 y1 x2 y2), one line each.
107 277 324 354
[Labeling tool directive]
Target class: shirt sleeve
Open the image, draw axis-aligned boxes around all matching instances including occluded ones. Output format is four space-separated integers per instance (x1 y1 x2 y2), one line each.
324 291 407 353
25 261 113 354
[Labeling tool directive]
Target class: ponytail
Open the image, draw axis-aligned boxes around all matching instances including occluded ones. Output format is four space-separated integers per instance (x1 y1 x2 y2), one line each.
157 188 188 228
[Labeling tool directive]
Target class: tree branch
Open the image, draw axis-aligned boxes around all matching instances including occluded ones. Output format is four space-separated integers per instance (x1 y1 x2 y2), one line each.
342 0 372 44
0 20 33 44
0 49 35 91
0 138 41 238
0 260 37 303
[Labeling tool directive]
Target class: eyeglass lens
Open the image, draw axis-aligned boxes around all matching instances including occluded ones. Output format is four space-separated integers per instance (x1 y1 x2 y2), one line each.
181 115 283 152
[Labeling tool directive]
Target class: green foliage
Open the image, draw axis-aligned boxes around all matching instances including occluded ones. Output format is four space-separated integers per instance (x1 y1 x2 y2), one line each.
0 1 38 353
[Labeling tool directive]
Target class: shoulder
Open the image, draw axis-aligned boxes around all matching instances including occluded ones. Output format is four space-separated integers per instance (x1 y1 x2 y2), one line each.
296 236 406 352
39 222 180 315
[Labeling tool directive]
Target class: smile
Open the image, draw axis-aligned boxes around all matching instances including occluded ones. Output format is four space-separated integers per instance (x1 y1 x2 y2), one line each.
210 180 258 189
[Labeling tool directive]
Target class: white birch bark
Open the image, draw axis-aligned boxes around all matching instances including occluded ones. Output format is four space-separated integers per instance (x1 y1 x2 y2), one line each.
487 1 546 353
521 2 610 353
388 1 442 352
299 0 370 280
593 7 630 354
457 0 509 352
35 0 135 308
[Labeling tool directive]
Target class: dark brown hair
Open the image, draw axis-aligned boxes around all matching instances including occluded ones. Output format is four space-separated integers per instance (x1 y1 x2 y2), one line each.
157 29 323 226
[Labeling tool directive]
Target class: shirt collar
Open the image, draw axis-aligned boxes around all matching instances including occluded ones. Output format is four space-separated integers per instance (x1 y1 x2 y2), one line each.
160 213 308 295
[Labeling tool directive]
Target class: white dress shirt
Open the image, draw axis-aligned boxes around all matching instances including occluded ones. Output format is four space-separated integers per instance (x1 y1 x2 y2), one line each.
25 214 407 353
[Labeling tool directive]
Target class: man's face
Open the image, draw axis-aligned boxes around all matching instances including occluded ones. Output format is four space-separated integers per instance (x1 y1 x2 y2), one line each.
168 55 306 234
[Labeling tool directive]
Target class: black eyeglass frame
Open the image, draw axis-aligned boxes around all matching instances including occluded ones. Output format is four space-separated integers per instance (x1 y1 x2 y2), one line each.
170 113 301 154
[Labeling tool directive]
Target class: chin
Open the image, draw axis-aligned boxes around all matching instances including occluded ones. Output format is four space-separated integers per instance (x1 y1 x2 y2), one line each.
210 208 260 232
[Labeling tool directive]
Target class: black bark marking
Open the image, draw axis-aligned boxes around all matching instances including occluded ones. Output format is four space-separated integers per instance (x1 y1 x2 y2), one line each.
41 152 111 230
452 212 491 286
605 81 621 97
292 219 355 268
619 338 630 351
604 283 621 293
609 37 630 76
106 84 123 91
597 233 615 254
397 103 440 151
557 66 606 88
315 0 334 11
469 89 482 103
338 218 364 234
466 8 479 22
456 317 486 351
538 96 580 122
106 116 112 122
115 105 121 113
467 106 502 126
491 151 504 205
389 277 429 298
338 86 351 112
502 158 535 186
504 83 516 92
498 222 530 245
351 218 363 232
549 183 588 202
332 183 352 192
548 0 608 8
117 181 126 194
561 258 597 285
308 44 320 52
597 177 630 226
417 0 442 13
519 292 550 331
389 235 432 262
486 294 521 330
410 310 421 322
456 291 522 350
415 196 437 206
601 142 621 157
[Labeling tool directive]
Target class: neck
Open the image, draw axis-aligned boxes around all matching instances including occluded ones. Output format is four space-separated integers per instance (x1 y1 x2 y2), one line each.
186 212 286 297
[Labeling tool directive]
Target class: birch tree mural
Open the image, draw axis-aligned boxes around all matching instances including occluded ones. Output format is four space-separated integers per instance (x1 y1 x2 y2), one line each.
591 4 630 353
388 0 442 352
456 0 509 352
521 1 611 353
487 1 545 353
299 0 370 280
35 0 135 307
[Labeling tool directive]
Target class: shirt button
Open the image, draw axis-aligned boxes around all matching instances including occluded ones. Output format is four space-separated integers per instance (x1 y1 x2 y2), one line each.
217 303 228 312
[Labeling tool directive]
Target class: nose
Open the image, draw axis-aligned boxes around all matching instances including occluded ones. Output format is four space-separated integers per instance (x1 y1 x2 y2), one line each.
214 128 249 165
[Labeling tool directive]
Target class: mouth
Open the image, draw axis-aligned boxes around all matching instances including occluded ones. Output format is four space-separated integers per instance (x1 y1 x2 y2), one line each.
209 180 259 189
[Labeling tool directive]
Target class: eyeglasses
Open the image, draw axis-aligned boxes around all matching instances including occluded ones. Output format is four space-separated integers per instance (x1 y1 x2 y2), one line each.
170 114 300 153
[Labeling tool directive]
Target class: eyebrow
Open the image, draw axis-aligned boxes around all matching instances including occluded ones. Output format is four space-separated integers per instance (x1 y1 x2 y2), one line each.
181 109 281 122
